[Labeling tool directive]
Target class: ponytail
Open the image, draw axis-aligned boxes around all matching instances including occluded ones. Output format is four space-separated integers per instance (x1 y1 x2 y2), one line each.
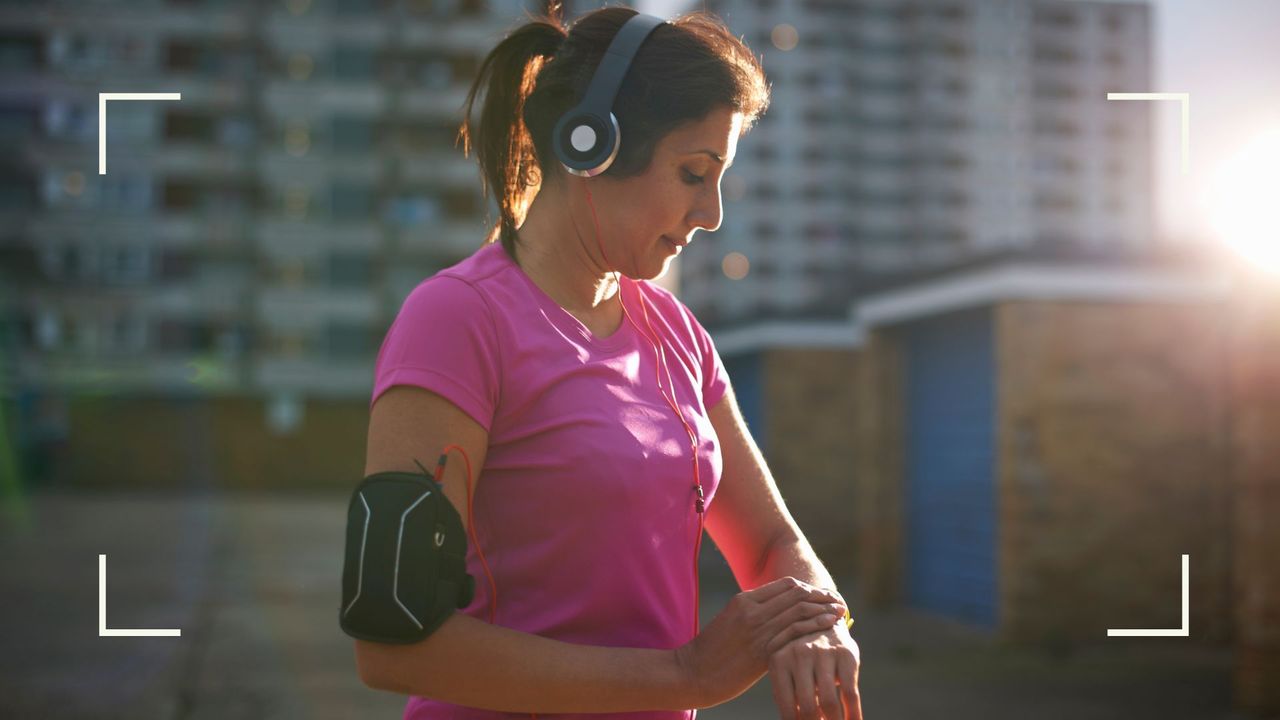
459 5 567 257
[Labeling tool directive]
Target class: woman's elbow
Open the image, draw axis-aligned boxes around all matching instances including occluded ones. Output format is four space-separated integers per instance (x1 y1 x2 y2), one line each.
354 639 404 693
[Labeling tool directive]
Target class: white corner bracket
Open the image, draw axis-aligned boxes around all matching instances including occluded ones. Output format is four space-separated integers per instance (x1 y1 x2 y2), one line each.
99 554 181 637
1106 92 1190 175
1107 554 1190 637
98 92 181 175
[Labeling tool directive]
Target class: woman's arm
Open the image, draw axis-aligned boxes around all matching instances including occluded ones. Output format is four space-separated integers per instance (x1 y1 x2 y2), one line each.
355 386 697 712
356 615 693 712
702 384 862 720
702 385 838 596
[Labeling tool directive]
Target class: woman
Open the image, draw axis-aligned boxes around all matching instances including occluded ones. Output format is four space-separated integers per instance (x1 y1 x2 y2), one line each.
354 5 863 719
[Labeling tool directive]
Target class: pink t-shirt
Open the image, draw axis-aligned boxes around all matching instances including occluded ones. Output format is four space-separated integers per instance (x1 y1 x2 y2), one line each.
370 240 730 720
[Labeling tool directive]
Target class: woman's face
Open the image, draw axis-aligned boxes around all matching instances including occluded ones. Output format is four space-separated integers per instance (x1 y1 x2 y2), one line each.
581 106 743 280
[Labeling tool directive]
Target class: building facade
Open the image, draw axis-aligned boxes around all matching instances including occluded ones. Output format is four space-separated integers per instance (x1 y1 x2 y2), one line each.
684 0 1154 325
0 0 562 407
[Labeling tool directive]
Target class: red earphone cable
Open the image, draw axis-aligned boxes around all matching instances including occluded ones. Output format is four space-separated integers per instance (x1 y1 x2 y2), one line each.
580 182 706 646
434 444 498 625
458 181 705 719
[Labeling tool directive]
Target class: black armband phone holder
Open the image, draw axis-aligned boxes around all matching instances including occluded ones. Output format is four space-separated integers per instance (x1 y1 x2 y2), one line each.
339 467 475 644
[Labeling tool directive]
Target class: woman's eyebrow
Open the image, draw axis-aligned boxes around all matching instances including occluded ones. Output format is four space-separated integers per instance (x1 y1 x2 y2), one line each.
684 149 733 167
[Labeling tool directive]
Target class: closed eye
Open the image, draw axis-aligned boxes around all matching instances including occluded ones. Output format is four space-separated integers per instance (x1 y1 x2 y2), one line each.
681 169 705 185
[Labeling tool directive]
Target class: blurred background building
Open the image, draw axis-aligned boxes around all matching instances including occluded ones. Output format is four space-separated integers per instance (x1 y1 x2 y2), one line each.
683 0 1154 325
2 0 1280 715
0 0 562 409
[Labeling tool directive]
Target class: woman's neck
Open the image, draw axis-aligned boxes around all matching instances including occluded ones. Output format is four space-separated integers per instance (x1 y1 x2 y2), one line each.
510 182 621 315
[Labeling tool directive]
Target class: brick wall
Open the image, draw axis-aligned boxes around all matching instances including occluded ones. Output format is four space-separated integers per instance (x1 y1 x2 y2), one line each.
1229 276 1280 714
49 395 368 492
853 298 1232 647
760 348 861 584
853 333 905 610
997 300 1231 646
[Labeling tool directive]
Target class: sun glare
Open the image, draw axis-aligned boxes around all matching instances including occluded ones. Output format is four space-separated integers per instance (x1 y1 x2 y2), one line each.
1205 129 1280 274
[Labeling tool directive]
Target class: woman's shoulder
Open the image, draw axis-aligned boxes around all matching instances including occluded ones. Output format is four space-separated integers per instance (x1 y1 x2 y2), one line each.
397 242 511 318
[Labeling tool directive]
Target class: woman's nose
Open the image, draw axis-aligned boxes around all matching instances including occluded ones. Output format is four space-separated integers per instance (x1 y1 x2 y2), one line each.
690 183 724 233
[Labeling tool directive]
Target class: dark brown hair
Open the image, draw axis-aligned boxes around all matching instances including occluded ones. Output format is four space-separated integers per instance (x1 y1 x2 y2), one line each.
458 2 771 257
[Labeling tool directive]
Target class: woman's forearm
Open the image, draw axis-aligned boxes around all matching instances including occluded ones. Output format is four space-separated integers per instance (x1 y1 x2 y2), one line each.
356 611 698 713
753 530 841 597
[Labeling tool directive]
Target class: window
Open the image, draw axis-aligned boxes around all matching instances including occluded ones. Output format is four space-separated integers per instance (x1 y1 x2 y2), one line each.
158 249 196 280
34 309 61 350
386 193 441 227
103 246 151 284
419 57 452 89
217 116 254 149
156 319 214 353
0 33 42 71
1033 8 1079 30
753 183 779 200
165 110 216 143
163 180 200 211
1032 116 1080 136
334 0 379 15
401 121 457 152
0 104 38 146
0 169 35 210
105 314 148 353
1033 83 1077 100
1034 192 1079 212
101 173 154 213
1032 45 1078 64
330 180 375 220
333 45 376 81
328 252 373 288
331 115 374 152
0 245 38 281
165 40 218 73
442 187 479 219
326 322 373 359
451 53 478 81
44 101 95 142
755 222 779 240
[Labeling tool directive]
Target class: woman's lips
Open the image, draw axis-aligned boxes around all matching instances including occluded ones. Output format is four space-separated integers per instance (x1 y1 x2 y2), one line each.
664 235 686 251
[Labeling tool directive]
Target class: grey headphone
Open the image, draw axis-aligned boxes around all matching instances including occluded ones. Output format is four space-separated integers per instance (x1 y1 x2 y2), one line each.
550 12 666 177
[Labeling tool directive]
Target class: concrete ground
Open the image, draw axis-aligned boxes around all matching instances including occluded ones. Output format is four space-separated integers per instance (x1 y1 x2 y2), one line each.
0 490 1250 719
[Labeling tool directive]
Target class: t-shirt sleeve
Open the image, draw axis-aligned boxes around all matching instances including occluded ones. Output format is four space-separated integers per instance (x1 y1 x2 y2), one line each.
679 300 731 410
370 275 502 433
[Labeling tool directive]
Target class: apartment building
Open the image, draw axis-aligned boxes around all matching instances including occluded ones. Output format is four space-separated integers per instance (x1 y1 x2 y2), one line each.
0 0 557 402
683 0 1154 324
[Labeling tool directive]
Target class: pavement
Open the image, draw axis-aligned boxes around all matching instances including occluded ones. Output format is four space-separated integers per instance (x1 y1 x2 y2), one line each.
0 490 1250 719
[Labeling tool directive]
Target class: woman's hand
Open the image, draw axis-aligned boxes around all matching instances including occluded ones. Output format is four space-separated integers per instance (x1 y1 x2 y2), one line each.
768 618 862 720
674 576 849 709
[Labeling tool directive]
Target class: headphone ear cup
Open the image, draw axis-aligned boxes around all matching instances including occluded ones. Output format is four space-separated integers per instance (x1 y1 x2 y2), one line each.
552 109 621 177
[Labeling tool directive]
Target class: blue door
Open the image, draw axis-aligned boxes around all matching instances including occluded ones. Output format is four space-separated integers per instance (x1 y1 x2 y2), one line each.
722 353 764 453
902 308 998 628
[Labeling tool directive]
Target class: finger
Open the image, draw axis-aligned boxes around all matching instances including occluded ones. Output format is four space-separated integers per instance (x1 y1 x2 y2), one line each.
760 600 842 640
746 576 809 603
837 651 860 720
759 584 844 620
793 653 818 720
766 615 841 656
816 651 842 720
771 657 798 720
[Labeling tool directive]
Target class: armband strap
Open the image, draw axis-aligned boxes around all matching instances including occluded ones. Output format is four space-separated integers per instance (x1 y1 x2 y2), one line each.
339 468 475 644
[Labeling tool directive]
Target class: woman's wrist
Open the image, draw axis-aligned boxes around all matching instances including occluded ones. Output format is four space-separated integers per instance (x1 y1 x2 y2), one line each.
667 645 706 710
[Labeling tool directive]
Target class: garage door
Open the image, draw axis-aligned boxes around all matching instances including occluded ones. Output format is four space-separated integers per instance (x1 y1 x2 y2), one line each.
902 308 998 628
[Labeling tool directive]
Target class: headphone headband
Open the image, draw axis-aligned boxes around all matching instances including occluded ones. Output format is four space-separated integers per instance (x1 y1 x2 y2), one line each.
552 12 667 177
